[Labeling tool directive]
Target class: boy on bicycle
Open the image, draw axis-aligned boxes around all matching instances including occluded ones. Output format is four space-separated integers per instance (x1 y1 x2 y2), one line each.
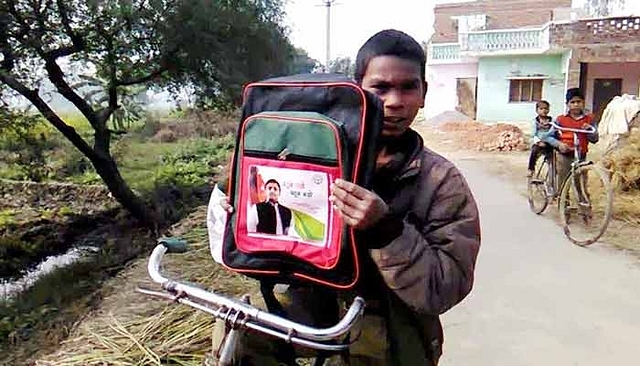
554 88 599 184
527 100 564 177
220 29 481 366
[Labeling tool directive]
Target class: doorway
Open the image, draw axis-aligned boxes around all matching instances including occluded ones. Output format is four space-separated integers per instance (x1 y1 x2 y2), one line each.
456 77 478 119
593 78 622 121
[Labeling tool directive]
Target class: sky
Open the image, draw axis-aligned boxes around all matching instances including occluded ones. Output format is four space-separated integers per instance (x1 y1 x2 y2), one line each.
283 0 640 65
283 0 440 64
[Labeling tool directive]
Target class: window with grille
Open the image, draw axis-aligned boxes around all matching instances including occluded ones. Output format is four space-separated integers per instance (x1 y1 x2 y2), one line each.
509 79 543 103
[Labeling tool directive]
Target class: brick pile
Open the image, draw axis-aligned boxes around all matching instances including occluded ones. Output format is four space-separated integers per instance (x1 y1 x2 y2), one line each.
436 121 528 152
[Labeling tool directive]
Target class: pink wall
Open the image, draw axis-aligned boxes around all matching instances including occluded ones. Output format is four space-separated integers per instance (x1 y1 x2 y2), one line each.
425 63 479 119
586 62 640 111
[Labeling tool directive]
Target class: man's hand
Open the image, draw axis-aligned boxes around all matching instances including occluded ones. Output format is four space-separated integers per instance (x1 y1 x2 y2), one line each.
220 197 234 213
329 179 388 229
582 123 595 132
558 143 573 154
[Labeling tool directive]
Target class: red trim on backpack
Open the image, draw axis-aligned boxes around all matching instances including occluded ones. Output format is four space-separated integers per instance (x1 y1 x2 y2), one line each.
221 82 369 289
235 157 342 269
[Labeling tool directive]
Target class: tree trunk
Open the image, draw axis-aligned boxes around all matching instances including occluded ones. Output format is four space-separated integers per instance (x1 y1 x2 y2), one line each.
89 153 159 230
1 63 160 229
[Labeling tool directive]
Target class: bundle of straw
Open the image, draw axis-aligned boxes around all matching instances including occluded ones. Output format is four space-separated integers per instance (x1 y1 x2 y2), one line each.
601 130 640 224
603 132 640 192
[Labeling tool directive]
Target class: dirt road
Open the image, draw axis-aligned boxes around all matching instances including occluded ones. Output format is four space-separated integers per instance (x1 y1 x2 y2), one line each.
440 157 640 365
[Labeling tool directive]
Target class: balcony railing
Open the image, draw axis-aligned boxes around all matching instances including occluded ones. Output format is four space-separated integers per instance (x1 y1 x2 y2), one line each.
427 43 460 63
459 26 550 55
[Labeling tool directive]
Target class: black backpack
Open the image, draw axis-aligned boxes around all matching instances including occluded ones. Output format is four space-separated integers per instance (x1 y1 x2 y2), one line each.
221 73 383 291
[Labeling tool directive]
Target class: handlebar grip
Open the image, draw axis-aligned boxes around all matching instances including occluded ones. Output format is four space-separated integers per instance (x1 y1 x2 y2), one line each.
158 237 189 253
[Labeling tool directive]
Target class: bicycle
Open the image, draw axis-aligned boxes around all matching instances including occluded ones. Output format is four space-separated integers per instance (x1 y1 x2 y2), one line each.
527 122 613 246
136 238 365 366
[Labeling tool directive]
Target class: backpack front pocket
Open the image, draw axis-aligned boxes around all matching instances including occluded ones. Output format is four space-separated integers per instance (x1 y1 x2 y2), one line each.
232 112 347 270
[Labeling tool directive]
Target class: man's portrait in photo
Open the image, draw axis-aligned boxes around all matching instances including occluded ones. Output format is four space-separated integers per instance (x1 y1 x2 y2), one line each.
247 179 292 236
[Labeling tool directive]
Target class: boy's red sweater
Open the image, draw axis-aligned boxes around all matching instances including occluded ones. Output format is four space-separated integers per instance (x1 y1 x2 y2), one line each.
556 113 595 154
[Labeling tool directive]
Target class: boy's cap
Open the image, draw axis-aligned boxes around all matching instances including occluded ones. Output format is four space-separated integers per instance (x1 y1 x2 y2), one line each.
566 88 585 103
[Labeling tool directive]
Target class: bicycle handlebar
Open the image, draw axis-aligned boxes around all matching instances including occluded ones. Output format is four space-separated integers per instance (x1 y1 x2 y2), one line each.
550 122 596 134
137 241 365 351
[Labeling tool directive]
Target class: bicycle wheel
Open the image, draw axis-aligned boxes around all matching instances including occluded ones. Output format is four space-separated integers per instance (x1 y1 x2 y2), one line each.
559 162 613 246
527 154 550 214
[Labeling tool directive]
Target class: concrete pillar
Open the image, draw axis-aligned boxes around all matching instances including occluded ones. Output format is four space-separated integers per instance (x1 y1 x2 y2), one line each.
566 56 582 89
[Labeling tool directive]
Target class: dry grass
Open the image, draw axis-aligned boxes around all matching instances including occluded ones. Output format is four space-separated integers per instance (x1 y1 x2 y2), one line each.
600 130 640 224
151 110 240 143
36 207 260 366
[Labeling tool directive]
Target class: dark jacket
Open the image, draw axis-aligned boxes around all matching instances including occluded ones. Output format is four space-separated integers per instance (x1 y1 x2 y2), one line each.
355 129 481 364
256 201 292 235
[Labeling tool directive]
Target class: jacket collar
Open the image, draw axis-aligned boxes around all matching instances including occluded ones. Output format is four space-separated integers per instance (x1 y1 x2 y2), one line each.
396 129 424 180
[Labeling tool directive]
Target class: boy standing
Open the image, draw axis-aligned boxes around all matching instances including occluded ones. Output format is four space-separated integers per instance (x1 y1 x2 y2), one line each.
527 100 564 177
555 88 599 185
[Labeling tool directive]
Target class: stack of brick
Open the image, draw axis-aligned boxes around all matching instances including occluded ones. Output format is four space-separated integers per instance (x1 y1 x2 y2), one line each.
436 121 527 152
485 129 527 151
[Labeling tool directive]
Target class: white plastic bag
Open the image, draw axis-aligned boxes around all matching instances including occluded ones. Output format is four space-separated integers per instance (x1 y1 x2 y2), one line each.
207 184 228 264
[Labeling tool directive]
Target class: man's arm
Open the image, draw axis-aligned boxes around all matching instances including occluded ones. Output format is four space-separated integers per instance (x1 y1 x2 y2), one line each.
587 117 599 144
366 163 481 315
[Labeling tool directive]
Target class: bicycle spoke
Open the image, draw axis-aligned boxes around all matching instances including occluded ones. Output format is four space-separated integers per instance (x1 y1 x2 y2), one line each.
528 155 550 214
559 164 613 246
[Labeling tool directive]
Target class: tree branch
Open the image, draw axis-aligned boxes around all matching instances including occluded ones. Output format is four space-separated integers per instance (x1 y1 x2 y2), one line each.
106 37 118 115
42 57 98 127
91 32 118 154
0 70 96 159
30 0 48 43
0 15 15 71
47 45 80 59
55 0 84 50
116 66 169 86
37 1 85 59
6 0 33 44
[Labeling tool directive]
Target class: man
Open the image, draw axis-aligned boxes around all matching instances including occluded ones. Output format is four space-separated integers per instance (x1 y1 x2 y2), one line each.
247 179 292 236
221 29 481 365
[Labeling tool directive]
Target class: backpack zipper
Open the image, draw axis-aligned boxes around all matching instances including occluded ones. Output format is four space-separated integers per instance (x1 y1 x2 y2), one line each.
243 149 338 166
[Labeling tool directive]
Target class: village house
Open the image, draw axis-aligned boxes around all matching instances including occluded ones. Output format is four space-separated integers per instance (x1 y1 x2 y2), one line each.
425 0 640 123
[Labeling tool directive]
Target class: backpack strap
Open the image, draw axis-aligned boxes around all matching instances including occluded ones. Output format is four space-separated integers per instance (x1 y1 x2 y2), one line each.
259 279 349 365
259 279 286 317
258 279 297 365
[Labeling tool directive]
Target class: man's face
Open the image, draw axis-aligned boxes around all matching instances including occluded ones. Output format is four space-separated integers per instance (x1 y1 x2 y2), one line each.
360 55 427 138
265 182 280 202
567 97 585 116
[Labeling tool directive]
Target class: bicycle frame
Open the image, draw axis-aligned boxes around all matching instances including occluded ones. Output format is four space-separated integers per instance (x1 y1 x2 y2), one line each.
529 122 611 245
542 149 557 197
549 122 597 193
136 239 366 365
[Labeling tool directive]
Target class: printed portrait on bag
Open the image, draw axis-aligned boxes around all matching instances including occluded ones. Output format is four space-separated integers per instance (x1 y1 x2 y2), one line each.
244 165 330 246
